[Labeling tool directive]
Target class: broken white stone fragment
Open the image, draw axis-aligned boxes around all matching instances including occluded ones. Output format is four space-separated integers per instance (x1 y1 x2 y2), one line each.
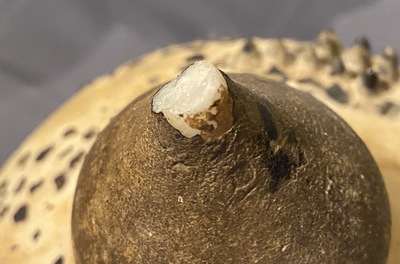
152 60 233 140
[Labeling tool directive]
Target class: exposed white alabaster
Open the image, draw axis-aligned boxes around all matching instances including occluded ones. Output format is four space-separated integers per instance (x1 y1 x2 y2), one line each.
152 61 231 139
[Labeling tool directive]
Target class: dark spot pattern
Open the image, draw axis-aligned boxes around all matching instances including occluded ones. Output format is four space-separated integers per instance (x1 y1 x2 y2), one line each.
36 146 53 162
326 84 349 104
54 256 64 264
379 101 399 115
13 205 27 223
54 174 66 190
69 152 84 169
186 54 205 62
30 180 44 194
242 39 257 53
17 152 30 167
83 130 96 139
363 68 378 91
330 56 345 75
14 178 26 193
63 128 77 137
0 180 7 197
33 230 41 241
174 133 183 140
0 206 9 218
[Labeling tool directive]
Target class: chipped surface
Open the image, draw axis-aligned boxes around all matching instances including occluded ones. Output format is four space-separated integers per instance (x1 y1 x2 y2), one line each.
0 31 399 263
152 60 233 140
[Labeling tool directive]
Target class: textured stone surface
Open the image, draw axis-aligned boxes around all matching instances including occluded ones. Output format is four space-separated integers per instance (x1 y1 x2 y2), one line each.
73 74 390 263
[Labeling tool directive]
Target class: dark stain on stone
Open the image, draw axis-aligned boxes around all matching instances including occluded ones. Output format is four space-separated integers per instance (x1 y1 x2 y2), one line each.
54 174 66 190
267 150 292 193
54 256 64 264
287 131 298 144
330 56 345 75
30 180 44 194
379 101 398 115
199 124 215 132
186 54 205 62
363 68 378 91
83 130 96 140
70 151 84 169
0 205 9 218
63 128 77 137
0 180 8 197
17 152 30 167
326 84 349 104
258 103 278 140
13 205 27 223
36 146 53 162
174 133 183 140
14 177 26 194
242 38 257 53
33 229 41 241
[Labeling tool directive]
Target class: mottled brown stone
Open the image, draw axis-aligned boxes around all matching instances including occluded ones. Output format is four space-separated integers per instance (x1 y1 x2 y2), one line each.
72 73 390 264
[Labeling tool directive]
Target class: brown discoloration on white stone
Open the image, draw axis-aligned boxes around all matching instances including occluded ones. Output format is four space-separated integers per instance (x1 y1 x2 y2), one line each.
152 61 233 140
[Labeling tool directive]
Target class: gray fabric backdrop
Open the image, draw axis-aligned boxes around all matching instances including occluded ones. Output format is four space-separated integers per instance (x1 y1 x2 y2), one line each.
1 0 399 165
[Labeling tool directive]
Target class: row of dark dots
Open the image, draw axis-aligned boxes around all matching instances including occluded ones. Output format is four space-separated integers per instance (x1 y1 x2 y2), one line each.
10 172 67 199
1 155 84 224
2 126 91 222
63 127 96 140
51 130 92 264
243 36 397 91
15 126 94 168
10 171 73 224
6 148 86 256
1 157 84 224
267 60 397 110
45 129 92 264
3 103 98 263
233 39 354 105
